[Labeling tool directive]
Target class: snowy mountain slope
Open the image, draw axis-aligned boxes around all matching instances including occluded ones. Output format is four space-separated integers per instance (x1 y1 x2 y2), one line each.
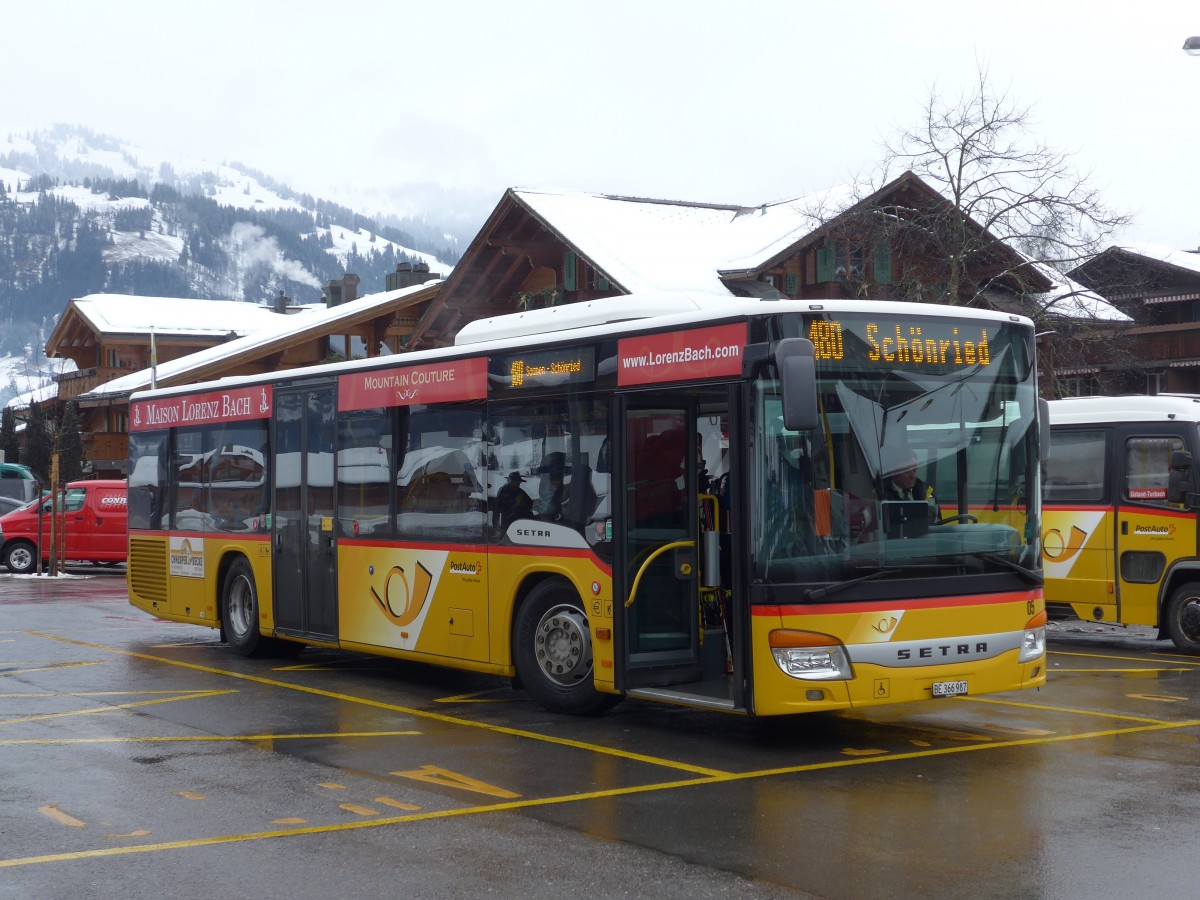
0 125 473 358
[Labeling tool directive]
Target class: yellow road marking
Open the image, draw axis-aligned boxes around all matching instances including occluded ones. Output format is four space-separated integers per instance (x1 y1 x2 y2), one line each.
840 748 888 757
1051 667 1191 673
272 818 308 825
435 690 513 703
106 830 152 839
319 783 346 790
374 797 421 811
8 716 1200 869
176 792 206 801
1126 693 1189 703
1052 649 1200 666
0 661 103 676
0 690 224 698
965 694 1181 725
0 731 421 746
0 690 234 726
391 765 521 799
272 663 341 671
982 724 1055 736
339 803 378 816
28 632 729 777
38 806 85 828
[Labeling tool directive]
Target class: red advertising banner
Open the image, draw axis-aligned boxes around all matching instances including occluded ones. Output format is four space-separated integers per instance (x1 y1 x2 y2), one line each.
339 357 487 410
617 323 747 386
131 384 273 432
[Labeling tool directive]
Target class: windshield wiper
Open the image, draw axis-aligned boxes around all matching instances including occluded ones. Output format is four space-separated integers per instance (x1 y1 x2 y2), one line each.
948 550 1043 586
805 567 902 601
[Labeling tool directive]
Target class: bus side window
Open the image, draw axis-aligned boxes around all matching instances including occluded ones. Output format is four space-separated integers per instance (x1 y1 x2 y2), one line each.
1125 435 1185 507
1044 430 1106 503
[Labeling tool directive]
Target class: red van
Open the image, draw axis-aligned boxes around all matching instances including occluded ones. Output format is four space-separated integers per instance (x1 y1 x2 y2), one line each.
0 479 127 573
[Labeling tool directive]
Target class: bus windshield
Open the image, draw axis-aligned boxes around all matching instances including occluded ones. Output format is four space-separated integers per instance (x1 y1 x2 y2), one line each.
754 312 1040 589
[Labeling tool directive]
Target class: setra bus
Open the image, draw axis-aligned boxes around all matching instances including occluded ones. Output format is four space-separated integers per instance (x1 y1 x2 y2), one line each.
126 293 1048 716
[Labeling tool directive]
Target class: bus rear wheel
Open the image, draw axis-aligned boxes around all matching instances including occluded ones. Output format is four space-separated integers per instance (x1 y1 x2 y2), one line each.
1165 583 1200 654
222 557 269 657
513 579 620 716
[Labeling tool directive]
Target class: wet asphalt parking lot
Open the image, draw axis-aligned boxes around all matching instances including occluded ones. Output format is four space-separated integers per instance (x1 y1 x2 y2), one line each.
3 570 1199 899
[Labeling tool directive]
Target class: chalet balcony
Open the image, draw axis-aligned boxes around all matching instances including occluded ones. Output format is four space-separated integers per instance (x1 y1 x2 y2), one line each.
83 432 128 467
58 367 127 402
1124 323 1200 366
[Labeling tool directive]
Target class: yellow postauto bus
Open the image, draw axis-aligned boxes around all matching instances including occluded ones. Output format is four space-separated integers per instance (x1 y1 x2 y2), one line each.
1044 394 1200 652
126 293 1048 716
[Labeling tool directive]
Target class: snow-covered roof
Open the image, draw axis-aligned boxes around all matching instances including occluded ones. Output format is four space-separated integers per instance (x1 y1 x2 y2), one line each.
512 185 1128 323
69 294 290 338
5 380 59 411
513 187 838 294
1027 261 1130 322
1112 243 1200 277
84 279 442 400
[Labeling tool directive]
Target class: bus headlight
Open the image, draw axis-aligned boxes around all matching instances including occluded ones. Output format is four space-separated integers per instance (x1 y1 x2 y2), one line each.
769 630 853 681
1019 611 1047 663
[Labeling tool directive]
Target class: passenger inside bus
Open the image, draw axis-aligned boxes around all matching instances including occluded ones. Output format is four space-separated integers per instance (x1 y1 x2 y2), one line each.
633 428 686 529
494 470 532 531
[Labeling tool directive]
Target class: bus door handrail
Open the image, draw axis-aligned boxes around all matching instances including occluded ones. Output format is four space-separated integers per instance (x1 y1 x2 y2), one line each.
626 539 695 608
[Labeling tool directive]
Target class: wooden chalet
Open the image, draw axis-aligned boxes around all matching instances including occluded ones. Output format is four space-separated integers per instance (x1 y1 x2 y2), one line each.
407 171 1073 350
69 271 442 475
1069 245 1200 395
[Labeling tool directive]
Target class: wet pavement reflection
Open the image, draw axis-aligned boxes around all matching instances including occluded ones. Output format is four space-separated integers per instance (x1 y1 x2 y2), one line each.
3 575 1199 898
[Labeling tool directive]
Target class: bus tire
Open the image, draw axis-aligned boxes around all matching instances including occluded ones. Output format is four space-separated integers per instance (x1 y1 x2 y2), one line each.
222 557 267 657
3 540 38 575
1164 583 1200 654
513 578 620 716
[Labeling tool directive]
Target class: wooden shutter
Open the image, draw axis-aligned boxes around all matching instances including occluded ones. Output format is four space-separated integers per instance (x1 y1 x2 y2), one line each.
563 251 577 291
815 242 836 283
873 243 892 284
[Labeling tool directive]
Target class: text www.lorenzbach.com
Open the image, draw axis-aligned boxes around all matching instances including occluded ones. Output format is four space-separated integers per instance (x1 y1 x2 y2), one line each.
621 343 741 369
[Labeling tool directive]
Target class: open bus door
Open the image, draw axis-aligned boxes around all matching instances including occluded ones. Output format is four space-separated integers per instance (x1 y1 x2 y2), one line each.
616 390 741 710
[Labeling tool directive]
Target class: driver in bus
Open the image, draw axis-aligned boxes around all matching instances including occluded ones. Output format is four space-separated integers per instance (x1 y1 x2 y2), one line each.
883 451 933 504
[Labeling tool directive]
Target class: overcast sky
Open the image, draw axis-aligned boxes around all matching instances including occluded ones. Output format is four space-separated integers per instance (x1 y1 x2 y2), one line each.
4 0 1199 249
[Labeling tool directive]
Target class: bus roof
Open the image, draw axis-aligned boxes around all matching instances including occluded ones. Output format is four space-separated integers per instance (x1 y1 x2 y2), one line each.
130 293 1033 402
1048 394 1200 425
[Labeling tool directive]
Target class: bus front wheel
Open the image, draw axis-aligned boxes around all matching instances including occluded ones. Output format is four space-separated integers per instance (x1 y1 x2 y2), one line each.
1165 583 1200 654
513 579 620 716
222 557 267 657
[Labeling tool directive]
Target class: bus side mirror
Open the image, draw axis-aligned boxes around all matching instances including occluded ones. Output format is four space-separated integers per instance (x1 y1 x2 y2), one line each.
1168 450 1194 505
1038 398 1051 463
774 338 818 433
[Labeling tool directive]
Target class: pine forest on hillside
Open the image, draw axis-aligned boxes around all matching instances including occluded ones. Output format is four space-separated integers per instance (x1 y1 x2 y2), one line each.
0 169 465 359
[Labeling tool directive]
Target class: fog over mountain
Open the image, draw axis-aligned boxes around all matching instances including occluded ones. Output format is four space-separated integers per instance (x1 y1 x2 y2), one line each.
0 124 495 408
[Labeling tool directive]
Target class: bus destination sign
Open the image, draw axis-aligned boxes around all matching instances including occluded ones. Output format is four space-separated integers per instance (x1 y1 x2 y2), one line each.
495 346 596 390
808 318 993 369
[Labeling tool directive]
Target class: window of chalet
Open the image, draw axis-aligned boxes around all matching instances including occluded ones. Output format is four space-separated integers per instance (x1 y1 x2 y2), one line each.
815 240 892 285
